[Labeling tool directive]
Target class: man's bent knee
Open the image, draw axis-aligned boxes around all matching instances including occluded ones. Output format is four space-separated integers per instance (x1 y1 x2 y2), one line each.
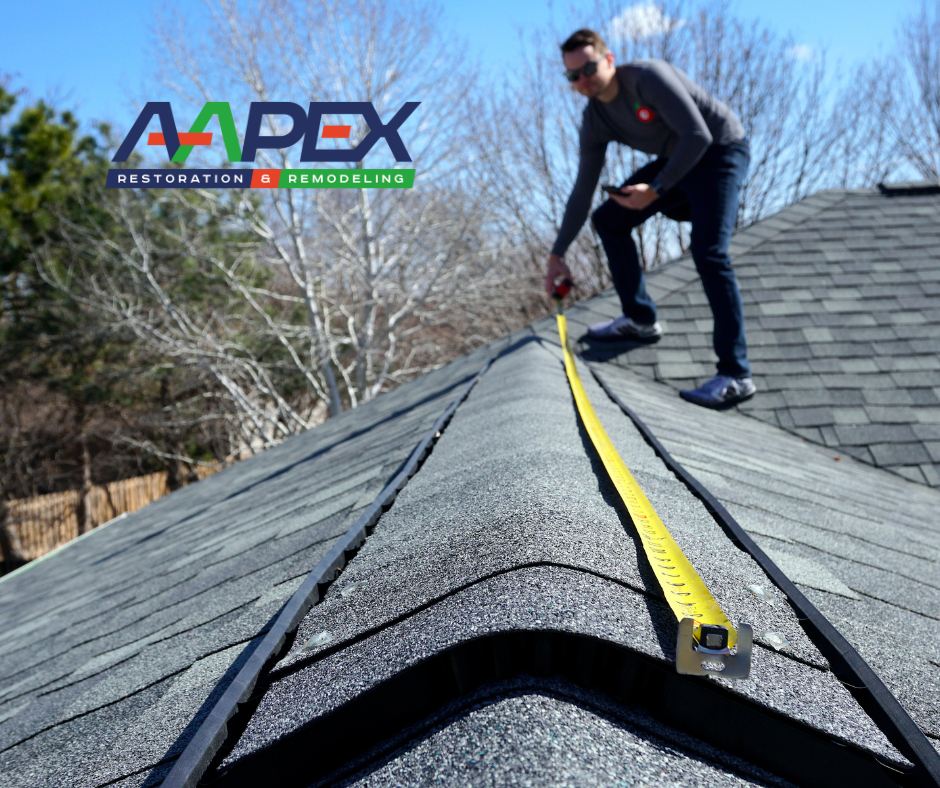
592 199 642 237
690 245 734 275
590 201 616 234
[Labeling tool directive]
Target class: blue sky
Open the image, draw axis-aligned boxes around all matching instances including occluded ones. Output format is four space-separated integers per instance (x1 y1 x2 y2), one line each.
1 0 923 133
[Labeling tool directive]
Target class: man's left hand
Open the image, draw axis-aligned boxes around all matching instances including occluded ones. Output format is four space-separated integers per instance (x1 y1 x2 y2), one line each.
609 183 659 210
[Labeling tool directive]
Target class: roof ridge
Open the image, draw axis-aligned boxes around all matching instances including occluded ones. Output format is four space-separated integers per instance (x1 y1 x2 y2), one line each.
878 180 940 196
156 356 495 788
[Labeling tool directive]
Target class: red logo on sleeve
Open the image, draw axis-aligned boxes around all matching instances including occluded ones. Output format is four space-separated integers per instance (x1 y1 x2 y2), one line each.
635 105 655 123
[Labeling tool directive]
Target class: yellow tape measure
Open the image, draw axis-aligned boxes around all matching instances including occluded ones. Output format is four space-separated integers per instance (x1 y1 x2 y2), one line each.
556 309 751 676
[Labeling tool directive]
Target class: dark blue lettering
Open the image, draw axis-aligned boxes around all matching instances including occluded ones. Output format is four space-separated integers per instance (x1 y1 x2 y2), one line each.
112 102 181 162
301 102 419 162
241 102 309 162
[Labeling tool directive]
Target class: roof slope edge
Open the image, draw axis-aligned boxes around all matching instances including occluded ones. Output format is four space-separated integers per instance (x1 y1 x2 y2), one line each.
589 363 940 788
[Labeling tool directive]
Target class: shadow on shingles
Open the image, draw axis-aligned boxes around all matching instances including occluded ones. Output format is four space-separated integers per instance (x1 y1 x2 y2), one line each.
317 678 742 788
575 334 662 363
139 616 282 787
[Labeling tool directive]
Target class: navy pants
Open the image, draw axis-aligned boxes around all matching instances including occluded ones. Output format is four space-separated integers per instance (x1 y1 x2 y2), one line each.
591 140 751 379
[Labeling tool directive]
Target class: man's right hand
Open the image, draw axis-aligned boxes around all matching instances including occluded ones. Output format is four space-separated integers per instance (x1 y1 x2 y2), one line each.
545 254 572 297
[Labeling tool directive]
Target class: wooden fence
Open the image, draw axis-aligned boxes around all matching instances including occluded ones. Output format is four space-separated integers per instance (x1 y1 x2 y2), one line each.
0 465 223 566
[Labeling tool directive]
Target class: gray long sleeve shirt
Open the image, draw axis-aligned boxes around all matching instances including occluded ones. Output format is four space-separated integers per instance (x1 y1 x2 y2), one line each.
551 59 745 257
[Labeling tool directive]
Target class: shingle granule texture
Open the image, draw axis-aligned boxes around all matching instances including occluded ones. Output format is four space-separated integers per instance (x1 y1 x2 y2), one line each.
332 682 793 788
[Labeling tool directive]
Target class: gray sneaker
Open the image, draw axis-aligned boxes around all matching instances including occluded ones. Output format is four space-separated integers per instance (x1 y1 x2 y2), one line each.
679 375 756 409
587 315 663 342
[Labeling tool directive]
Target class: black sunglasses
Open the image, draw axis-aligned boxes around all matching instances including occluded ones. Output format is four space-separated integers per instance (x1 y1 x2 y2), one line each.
564 57 602 83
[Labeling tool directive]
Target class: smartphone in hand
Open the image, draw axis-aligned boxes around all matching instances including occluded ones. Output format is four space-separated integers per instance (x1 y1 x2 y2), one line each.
601 184 624 195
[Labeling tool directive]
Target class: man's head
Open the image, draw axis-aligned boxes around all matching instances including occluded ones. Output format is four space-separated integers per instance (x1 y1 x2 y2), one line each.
560 29 616 99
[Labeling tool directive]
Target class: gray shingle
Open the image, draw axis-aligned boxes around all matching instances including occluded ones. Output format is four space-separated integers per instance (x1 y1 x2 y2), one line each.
892 465 929 484
921 463 940 486
781 390 861 408
790 407 834 427
862 388 916 406
832 408 871 425
869 443 932 466
893 371 940 387
864 406 919 423
833 424 918 445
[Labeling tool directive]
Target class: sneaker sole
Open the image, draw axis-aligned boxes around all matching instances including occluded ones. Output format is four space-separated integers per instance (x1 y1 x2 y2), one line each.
586 331 663 344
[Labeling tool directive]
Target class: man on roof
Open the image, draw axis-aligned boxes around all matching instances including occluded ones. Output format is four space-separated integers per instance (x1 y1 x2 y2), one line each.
545 29 754 409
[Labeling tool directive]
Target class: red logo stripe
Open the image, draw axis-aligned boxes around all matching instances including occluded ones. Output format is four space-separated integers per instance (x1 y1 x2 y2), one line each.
321 125 352 139
148 132 213 145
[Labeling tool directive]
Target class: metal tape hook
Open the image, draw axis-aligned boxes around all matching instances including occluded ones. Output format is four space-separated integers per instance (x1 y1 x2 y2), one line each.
676 618 752 679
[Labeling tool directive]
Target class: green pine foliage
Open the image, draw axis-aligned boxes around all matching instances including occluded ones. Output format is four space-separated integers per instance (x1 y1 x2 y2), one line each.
0 89 251 497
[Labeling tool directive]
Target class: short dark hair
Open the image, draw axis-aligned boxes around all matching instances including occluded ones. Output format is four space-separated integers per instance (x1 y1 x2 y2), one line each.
560 29 609 56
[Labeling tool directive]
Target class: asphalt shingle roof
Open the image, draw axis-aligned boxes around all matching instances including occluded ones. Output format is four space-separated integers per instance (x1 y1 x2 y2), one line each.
585 358 940 750
2 184 940 788
208 337 929 787
0 345 490 787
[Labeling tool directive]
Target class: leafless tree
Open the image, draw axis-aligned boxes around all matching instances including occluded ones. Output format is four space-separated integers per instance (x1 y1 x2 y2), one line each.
821 62 900 188
149 0 503 418
39 187 298 455
888 1 940 180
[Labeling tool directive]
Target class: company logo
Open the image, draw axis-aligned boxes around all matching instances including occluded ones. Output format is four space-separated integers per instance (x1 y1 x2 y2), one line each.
107 100 420 190
634 104 655 123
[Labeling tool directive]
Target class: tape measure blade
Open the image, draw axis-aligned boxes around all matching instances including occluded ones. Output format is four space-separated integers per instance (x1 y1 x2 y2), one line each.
556 314 737 646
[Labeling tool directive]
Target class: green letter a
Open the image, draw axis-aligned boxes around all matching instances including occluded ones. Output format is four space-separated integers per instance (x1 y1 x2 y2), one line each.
171 102 243 163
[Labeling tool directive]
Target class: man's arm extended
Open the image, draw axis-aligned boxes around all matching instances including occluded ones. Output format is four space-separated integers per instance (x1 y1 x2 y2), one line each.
551 128 608 259
545 125 607 295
